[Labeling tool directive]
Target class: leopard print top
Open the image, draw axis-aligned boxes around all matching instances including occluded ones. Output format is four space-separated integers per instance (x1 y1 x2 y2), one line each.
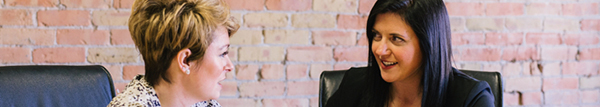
107 75 221 107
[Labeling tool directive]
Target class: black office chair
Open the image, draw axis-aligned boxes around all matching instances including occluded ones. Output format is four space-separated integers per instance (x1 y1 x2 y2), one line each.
319 67 502 107
0 65 116 107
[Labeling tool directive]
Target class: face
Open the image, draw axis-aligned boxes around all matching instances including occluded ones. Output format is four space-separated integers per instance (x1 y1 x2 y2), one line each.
184 25 233 100
371 13 423 83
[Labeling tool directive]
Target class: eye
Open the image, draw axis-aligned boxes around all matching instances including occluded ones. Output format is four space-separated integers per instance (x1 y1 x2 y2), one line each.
373 33 382 41
220 51 229 57
392 36 405 42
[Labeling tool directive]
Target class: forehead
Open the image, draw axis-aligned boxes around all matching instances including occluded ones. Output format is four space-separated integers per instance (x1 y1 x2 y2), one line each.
210 26 230 43
372 13 413 32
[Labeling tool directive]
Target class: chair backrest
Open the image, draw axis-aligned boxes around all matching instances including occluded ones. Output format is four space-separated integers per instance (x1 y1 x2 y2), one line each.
460 70 503 107
0 65 116 107
319 69 502 107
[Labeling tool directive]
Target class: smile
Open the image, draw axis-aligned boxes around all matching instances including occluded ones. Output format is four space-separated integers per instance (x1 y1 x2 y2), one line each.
382 61 398 66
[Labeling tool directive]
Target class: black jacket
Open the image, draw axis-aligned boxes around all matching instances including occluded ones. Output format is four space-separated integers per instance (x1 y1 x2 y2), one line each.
325 67 494 107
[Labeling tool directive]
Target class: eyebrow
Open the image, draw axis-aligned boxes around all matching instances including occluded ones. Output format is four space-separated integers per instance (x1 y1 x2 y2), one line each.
390 33 408 39
372 29 409 39
221 44 230 50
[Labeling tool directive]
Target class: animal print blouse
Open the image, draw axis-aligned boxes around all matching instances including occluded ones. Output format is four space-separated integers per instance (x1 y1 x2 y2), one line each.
107 75 221 107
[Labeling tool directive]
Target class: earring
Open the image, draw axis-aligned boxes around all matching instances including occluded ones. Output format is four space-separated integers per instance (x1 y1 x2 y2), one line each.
185 69 190 75
379 56 382 59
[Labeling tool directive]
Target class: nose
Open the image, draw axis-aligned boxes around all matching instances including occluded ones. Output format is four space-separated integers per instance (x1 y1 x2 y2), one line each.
375 41 391 58
224 58 233 72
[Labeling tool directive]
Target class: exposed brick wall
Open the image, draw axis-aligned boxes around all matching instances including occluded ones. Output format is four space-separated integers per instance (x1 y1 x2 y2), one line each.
0 0 599 106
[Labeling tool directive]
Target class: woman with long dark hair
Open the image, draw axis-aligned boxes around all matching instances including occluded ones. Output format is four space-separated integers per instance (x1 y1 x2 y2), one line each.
325 0 494 106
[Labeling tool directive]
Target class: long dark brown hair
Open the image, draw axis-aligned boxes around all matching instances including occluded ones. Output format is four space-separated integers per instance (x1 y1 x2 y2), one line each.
363 0 453 106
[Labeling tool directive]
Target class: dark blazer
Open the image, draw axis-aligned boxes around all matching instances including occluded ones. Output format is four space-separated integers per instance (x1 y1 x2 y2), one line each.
325 67 494 107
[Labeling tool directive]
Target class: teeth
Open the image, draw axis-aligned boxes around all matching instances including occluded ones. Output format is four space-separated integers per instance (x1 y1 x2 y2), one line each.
383 61 398 66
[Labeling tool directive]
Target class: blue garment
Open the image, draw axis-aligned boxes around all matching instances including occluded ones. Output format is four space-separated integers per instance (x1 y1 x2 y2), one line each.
325 67 495 107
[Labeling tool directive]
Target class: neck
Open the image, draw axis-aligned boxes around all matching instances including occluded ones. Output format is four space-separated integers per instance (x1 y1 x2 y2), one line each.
387 70 423 107
154 78 195 107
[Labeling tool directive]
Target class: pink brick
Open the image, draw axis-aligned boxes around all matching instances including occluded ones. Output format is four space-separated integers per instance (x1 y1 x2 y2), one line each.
5 0 58 7
582 19 600 31
110 29 134 45
235 65 259 80
563 3 599 16
359 0 376 14
563 62 598 75
313 31 356 46
220 81 237 96
287 46 332 62
0 28 55 46
502 46 539 61
580 47 600 60
37 10 90 26
581 90 600 104
261 64 284 79
218 99 259 107
451 32 485 46
114 0 134 9
502 62 522 77
540 46 577 61
523 62 541 76
57 29 110 45
310 97 318 107
0 47 31 63
310 64 332 79
522 91 542 105
526 3 561 15
60 0 110 8
357 33 368 46
287 81 319 96
503 92 520 106
564 33 600 45
545 90 580 105
486 3 524 16
223 0 264 11
542 62 561 76
239 81 285 97
506 77 541 91
265 0 310 11
337 15 367 30
455 47 501 61
122 65 144 80
0 9 33 25
262 98 309 107
32 47 85 63
485 32 523 46
543 77 579 91
525 33 562 45
445 3 484 16
102 65 122 81
333 47 368 62
113 82 128 94
334 63 354 70
287 64 308 80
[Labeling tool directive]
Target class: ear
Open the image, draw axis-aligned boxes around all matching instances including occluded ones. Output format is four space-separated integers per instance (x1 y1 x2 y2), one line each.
176 49 192 74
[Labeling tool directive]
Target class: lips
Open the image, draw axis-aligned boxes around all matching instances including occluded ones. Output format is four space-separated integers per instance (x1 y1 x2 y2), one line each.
380 60 398 69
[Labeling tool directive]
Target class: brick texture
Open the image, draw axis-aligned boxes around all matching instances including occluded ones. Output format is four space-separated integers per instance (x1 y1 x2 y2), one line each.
1 0 599 106
0 9 33 25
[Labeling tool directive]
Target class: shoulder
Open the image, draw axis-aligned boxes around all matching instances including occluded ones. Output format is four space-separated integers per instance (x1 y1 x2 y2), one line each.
325 67 370 107
446 69 495 107
108 75 161 107
192 100 221 107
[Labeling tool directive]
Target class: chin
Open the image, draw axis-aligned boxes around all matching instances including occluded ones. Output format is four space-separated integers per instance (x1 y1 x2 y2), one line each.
380 72 396 83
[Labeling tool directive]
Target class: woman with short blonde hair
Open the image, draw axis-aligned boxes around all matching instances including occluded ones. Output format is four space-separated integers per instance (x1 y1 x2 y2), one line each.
108 0 239 106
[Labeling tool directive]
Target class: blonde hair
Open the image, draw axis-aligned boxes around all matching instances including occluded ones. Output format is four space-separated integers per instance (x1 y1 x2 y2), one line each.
129 0 239 86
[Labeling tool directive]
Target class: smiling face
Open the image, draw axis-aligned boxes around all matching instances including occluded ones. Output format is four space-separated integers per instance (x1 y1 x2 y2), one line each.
371 13 423 83
183 25 233 100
